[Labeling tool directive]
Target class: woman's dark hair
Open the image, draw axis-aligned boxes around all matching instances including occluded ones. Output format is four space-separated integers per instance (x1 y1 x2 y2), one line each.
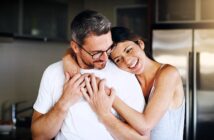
70 9 111 45
111 26 154 60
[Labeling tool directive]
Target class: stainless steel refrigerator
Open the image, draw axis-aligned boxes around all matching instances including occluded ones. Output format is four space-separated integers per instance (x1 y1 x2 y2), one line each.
152 29 214 140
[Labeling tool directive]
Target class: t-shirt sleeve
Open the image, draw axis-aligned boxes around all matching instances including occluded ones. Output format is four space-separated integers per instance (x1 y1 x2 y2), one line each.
33 66 54 114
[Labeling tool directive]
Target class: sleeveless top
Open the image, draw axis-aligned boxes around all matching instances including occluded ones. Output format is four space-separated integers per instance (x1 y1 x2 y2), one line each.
148 64 185 140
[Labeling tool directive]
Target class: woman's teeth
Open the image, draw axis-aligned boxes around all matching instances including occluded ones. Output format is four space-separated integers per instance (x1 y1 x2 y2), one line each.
129 59 138 68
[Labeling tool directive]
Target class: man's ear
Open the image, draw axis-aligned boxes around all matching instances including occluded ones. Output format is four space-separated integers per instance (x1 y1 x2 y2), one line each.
138 40 145 50
70 40 79 53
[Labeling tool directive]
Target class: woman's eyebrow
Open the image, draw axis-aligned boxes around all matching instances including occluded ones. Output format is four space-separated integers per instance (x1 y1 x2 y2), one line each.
112 45 131 60
112 55 120 60
124 45 131 52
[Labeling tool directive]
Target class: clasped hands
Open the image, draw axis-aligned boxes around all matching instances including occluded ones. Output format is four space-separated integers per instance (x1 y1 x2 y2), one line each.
62 73 116 119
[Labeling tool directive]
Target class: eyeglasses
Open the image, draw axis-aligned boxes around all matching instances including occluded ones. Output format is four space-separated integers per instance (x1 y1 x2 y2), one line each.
72 40 113 60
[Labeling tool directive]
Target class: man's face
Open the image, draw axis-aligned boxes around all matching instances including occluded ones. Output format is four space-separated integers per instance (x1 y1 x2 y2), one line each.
75 31 113 69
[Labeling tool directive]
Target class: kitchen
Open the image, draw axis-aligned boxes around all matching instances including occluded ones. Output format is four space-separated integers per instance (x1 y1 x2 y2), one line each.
0 0 214 140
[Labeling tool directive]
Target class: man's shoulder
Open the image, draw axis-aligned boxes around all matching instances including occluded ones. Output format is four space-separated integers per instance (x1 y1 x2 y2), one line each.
80 61 134 78
46 61 63 71
106 61 133 76
43 61 64 77
99 61 137 85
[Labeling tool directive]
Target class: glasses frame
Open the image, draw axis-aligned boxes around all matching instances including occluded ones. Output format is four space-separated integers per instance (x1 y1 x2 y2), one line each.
72 40 113 60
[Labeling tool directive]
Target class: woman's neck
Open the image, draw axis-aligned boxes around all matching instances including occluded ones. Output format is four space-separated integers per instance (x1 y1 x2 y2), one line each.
136 59 159 81
136 60 162 101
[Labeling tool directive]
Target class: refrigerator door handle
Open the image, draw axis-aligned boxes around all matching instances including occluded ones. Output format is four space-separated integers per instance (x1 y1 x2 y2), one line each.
186 52 192 140
193 51 199 140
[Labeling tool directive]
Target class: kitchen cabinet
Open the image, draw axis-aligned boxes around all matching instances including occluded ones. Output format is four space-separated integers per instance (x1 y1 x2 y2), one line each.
116 5 148 40
116 4 152 57
0 0 19 34
0 0 68 40
155 0 214 23
0 127 31 140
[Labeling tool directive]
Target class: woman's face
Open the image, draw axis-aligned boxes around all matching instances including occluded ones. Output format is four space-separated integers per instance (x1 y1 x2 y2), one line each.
110 40 146 74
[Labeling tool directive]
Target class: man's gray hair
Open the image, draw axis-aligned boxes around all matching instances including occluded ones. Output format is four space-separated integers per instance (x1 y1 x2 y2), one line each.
70 9 111 46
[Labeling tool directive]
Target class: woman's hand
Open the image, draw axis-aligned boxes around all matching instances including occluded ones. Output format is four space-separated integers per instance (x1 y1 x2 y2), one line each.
63 48 80 77
60 73 88 109
81 74 116 120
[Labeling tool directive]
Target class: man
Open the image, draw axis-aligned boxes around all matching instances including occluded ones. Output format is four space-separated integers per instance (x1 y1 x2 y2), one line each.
31 10 145 140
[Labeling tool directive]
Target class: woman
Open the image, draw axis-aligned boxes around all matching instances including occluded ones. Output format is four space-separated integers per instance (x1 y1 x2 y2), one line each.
63 26 185 140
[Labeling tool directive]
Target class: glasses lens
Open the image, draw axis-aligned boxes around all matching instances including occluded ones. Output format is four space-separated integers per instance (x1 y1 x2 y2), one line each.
107 48 112 55
92 52 103 60
92 47 112 60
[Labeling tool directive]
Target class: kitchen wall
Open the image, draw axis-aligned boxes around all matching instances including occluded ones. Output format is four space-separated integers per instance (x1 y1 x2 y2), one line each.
0 0 145 120
0 39 68 120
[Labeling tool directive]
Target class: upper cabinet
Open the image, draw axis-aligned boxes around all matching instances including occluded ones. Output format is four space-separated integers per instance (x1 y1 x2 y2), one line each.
116 5 149 40
0 0 19 34
155 0 214 23
201 0 214 20
0 0 68 40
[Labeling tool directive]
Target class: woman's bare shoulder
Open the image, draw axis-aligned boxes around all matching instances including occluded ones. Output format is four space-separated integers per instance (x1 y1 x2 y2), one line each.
156 64 181 85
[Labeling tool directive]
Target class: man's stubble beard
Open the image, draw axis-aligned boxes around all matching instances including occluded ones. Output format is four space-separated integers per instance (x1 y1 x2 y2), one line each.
79 56 107 69
95 62 106 69
85 59 107 70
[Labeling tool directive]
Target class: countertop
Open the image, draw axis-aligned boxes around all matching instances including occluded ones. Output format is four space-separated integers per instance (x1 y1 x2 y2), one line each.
0 127 31 140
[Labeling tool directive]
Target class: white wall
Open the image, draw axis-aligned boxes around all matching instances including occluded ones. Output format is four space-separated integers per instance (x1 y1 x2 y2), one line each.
0 39 68 120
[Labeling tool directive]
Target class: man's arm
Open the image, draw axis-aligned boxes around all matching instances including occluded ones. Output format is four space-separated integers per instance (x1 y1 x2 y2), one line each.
31 73 87 140
31 102 68 140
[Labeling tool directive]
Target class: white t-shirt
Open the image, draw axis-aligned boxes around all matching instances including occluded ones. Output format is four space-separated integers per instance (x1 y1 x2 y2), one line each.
33 60 145 140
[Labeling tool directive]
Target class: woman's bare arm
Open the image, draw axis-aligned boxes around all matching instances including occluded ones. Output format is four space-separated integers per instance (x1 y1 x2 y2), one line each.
63 49 150 139
63 50 111 94
63 48 80 76
113 65 184 135
81 75 150 140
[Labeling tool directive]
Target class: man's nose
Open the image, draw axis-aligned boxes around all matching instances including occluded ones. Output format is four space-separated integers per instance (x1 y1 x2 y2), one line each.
99 52 108 61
